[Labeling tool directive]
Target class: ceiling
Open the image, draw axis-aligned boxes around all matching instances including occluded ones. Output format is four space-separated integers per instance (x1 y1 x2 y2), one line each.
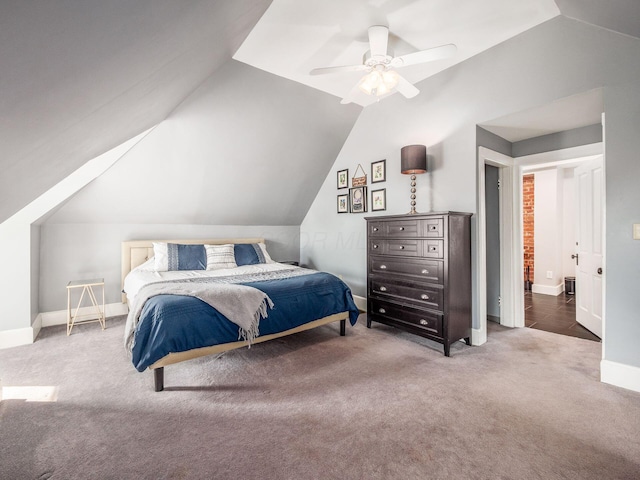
3 0 640 223
234 0 561 106
480 89 604 142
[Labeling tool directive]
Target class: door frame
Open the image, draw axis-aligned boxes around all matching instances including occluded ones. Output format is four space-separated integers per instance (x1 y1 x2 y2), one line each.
475 142 604 345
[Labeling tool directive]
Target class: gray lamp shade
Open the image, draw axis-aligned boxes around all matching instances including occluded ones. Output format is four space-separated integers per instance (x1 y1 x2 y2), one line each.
401 145 427 174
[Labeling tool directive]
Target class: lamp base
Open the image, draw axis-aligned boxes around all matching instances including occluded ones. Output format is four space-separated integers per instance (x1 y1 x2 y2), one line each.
407 174 418 215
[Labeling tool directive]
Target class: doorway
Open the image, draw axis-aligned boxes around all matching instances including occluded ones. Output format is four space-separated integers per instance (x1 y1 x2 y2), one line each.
475 142 604 347
521 158 603 342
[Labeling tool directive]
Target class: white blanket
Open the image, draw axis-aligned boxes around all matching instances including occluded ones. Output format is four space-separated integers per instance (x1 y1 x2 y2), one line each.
124 280 273 353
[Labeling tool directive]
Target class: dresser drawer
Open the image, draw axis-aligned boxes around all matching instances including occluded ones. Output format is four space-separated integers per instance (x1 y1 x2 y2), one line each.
368 218 444 238
370 256 443 284
424 217 444 237
369 299 442 335
369 276 443 310
370 239 444 258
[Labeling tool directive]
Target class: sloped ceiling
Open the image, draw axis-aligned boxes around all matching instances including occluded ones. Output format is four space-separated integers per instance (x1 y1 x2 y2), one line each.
556 0 640 39
234 0 561 107
4 0 640 228
45 60 360 225
0 0 272 223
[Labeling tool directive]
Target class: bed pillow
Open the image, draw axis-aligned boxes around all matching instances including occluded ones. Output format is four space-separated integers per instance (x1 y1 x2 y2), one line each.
205 244 238 271
234 243 274 266
153 243 207 271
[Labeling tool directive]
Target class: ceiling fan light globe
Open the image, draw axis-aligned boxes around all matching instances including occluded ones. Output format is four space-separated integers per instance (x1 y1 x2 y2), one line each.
358 70 382 95
358 69 400 96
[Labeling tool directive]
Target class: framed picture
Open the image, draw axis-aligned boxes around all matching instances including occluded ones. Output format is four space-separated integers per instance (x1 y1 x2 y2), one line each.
350 186 367 213
337 168 349 189
337 194 349 213
371 159 386 183
371 188 386 212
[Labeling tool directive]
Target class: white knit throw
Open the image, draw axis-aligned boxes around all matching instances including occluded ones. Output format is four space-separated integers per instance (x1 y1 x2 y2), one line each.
124 281 273 353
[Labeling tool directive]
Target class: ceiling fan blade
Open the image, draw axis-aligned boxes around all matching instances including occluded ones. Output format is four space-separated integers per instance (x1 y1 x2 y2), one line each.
368 25 389 58
391 43 457 68
395 74 420 99
310 64 368 76
340 82 363 104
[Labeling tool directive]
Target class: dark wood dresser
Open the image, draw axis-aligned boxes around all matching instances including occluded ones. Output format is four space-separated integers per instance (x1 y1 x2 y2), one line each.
365 212 472 356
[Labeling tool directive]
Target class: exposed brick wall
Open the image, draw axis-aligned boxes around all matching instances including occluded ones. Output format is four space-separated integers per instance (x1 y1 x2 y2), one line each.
523 174 535 283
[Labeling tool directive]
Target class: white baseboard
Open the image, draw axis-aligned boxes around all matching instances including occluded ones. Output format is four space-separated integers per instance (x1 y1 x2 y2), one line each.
352 295 367 312
39 302 128 328
0 326 37 350
532 283 564 296
472 327 487 346
0 303 128 350
601 359 640 393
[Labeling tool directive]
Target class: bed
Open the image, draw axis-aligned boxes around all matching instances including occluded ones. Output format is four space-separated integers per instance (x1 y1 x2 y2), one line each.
121 239 360 391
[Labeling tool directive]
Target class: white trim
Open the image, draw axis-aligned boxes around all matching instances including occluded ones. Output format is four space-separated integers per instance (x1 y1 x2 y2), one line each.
601 359 640 393
477 147 523 342
471 327 486 346
531 283 564 296
352 294 367 312
0 326 36 349
519 143 602 170
39 302 128 328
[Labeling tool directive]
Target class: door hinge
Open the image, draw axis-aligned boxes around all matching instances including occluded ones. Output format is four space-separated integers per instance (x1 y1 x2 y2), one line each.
497 179 501 190
498 296 502 306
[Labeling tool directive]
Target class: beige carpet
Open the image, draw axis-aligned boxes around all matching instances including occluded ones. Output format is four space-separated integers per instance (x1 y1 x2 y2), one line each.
1 315 639 479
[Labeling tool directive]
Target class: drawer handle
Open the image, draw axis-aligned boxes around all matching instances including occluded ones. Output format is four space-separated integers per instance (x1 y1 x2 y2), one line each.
399 245 405 250
373 244 379 249
430 246 437 252
399 227 405 231
379 308 386 314
379 286 387 292
430 225 437 231
373 227 379 232
421 269 429 274
380 265 387 270
421 294 429 300
420 319 428 326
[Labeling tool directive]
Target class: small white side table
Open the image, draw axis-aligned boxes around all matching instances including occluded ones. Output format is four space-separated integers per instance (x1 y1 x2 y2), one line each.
66 278 106 335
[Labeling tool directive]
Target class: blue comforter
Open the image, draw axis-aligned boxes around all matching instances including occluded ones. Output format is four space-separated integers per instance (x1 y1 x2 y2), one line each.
130 271 359 371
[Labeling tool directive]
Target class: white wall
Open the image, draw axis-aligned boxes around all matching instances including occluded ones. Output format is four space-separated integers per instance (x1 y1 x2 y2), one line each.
301 16 640 370
562 169 577 279
533 169 564 293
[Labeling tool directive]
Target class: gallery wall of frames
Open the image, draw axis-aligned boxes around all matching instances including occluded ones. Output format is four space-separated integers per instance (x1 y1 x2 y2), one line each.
336 160 386 214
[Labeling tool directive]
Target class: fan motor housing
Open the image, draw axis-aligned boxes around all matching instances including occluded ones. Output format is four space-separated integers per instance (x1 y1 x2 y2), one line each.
363 49 394 68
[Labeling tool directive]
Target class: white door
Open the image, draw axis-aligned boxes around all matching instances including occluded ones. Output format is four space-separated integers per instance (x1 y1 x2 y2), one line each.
574 156 604 338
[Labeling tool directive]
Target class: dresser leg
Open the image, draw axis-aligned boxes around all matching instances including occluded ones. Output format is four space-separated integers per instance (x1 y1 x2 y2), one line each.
366 316 372 328
444 343 451 357
340 319 346 336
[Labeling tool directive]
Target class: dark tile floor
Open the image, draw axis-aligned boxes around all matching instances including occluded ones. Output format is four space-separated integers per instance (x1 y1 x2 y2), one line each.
524 291 601 342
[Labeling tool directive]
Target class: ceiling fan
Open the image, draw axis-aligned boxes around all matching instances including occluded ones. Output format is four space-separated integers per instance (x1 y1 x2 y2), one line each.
310 25 456 104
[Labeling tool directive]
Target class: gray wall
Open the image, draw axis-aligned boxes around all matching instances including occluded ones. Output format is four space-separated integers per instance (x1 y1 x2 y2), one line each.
513 123 603 157
485 165 501 318
301 16 640 368
39 224 299 312
39 59 359 312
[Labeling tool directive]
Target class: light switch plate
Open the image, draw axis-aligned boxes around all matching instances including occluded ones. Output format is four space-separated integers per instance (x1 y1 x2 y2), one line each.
634 224 640 240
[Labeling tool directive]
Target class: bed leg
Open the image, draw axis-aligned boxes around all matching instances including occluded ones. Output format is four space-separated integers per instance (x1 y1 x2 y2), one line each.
154 367 164 392
340 319 346 336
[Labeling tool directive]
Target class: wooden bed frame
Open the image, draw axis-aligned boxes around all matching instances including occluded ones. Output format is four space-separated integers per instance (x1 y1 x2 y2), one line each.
121 238 348 391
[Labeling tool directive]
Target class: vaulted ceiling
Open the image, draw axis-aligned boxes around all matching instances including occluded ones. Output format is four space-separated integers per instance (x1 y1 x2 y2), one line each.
2 0 639 224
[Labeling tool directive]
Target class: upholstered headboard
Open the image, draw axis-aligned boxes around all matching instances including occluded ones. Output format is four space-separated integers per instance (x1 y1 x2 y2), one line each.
121 238 265 303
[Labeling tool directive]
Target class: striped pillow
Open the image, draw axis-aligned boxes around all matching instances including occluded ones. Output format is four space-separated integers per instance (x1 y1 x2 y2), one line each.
205 244 237 271
234 243 274 266
153 243 207 271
